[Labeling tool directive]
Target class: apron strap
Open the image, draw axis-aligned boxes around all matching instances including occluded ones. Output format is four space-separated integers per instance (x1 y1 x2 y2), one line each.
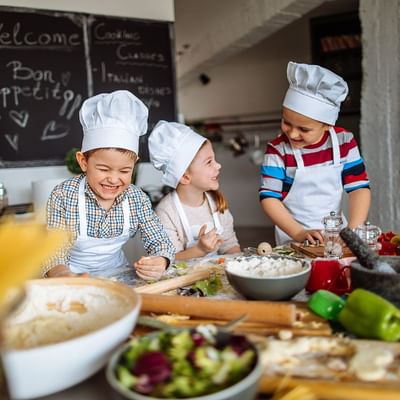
205 192 223 235
172 191 195 243
78 177 88 238
121 196 131 233
329 127 341 166
173 191 224 243
292 128 341 169
293 148 304 169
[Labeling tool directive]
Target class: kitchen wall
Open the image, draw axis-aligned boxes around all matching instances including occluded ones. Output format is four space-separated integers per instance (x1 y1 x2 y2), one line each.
175 0 359 228
0 0 173 20
174 0 400 231
360 0 400 230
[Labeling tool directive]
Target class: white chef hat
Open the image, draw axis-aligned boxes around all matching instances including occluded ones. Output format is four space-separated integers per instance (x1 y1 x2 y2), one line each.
79 90 148 153
283 61 349 125
149 121 206 188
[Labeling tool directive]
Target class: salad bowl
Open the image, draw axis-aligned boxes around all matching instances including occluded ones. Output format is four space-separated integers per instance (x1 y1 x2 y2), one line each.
106 326 263 400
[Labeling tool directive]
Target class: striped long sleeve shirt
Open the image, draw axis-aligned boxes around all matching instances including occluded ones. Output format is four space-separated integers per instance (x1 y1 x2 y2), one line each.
259 127 370 201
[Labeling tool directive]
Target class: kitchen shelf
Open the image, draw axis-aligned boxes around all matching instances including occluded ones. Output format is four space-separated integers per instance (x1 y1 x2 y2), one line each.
310 11 362 93
310 11 362 145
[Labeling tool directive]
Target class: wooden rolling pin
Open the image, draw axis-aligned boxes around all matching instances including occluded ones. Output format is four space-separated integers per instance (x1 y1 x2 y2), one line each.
134 268 212 294
140 294 296 326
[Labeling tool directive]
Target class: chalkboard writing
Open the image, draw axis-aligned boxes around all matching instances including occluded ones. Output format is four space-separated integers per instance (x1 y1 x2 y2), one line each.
0 7 176 167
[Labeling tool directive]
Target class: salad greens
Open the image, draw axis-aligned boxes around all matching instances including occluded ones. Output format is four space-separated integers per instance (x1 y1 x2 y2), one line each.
115 325 256 398
191 274 222 297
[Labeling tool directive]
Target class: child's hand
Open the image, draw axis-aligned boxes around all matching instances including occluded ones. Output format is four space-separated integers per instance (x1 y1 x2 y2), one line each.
134 256 167 281
46 265 89 278
295 229 324 244
197 225 223 255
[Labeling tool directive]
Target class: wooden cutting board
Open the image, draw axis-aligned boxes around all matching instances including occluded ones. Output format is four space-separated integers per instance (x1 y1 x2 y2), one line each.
257 337 400 400
137 312 331 338
291 242 354 258
135 296 331 338
259 376 400 400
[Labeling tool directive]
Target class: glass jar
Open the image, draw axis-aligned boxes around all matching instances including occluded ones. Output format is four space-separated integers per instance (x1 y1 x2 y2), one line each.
322 211 343 258
354 221 382 252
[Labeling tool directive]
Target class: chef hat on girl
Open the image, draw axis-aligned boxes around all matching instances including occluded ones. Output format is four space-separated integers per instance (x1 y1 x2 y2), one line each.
149 121 206 188
79 90 148 153
283 61 349 125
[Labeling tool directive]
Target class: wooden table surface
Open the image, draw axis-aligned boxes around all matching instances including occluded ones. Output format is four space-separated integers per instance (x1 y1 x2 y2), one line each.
12 252 400 400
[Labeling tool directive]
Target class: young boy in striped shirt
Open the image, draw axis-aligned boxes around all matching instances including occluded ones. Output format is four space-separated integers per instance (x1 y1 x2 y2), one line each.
260 62 371 245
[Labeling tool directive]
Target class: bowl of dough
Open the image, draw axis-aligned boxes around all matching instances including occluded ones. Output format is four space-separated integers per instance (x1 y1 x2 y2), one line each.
1 277 141 400
225 255 311 300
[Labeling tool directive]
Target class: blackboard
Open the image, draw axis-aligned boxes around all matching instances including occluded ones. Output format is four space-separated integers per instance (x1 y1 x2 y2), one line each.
0 7 176 167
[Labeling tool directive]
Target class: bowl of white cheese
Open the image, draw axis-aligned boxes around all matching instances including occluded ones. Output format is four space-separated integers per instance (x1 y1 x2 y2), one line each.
225 255 311 300
1 277 141 399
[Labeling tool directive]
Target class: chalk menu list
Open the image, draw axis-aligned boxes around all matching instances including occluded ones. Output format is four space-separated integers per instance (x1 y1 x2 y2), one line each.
0 8 176 167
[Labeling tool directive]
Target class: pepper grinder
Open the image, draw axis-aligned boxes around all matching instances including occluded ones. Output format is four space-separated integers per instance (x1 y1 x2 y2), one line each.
354 221 382 253
322 211 343 258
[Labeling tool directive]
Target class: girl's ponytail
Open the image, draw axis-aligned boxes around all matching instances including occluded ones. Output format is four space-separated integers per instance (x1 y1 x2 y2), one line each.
210 190 228 213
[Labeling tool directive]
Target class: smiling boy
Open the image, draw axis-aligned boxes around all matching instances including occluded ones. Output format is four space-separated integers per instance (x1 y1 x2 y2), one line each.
260 62 371 245
44 90 174 280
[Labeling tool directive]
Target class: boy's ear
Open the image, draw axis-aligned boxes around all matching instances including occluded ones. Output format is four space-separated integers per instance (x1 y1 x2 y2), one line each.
75 151 88 172
179 171 191 185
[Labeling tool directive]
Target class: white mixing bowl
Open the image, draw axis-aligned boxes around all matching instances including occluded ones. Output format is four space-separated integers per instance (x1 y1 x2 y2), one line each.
1 277 141 399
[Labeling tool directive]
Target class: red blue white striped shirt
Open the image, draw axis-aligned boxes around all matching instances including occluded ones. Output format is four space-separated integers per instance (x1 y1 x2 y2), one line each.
259 127 370 201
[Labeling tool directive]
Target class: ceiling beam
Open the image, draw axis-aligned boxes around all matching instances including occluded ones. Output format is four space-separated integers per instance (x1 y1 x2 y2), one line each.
177 0 330 87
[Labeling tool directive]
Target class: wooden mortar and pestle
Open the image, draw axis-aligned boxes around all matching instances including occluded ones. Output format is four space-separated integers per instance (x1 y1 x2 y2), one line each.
340 227 400 306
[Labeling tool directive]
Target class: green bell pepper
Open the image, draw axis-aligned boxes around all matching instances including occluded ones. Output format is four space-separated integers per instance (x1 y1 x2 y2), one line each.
308 290 346 321
338 288 400 341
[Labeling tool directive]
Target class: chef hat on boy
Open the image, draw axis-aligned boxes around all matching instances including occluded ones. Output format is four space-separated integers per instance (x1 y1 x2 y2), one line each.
79 90 148 153
283 62 349 125
149 121 206 188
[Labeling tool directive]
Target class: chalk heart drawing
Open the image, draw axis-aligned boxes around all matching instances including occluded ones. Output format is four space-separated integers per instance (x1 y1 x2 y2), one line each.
41 121 69 140
9 110 29 128
61 71 71 87
5 134 18 152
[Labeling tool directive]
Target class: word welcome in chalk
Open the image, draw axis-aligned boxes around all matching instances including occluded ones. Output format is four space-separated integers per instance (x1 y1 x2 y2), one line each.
0 22 81 47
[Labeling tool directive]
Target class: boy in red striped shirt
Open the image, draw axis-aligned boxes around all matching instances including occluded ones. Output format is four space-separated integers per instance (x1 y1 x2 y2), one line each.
260 62 371 245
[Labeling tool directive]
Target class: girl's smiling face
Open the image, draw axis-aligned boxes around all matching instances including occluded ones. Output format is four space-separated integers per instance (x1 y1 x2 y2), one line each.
281 107 331 148
187 141 221 192
76 148 136 209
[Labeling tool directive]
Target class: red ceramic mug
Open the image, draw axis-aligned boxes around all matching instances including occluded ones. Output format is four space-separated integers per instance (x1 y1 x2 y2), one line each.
306 258 352 295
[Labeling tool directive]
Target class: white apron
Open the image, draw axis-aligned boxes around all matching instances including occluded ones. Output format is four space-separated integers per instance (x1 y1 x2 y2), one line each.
275 128 346 245
69 177 130 275
172 191 223 255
